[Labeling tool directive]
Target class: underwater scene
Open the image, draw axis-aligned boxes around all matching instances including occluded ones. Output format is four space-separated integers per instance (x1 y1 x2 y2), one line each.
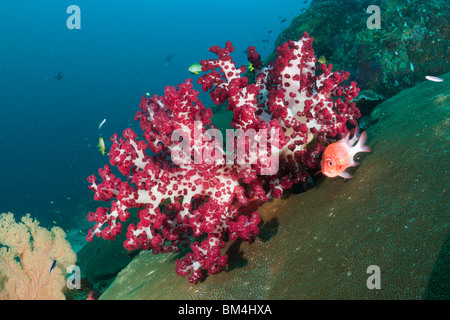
0 0 449 304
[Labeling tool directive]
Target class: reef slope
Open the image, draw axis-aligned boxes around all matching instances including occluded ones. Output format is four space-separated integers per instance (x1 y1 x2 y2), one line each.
100 73 449 299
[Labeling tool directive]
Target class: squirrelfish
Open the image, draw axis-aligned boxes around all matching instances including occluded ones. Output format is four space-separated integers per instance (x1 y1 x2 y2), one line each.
321 127 371 179
98 137 105 155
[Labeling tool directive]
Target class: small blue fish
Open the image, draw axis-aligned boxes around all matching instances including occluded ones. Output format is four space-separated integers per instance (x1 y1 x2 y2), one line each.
49 259 57 274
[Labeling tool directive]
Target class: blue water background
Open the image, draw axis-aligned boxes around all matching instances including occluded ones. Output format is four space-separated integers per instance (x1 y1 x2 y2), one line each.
0 0 311 231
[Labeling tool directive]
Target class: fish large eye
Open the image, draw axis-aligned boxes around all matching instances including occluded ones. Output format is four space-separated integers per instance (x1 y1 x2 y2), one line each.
328 160 333 167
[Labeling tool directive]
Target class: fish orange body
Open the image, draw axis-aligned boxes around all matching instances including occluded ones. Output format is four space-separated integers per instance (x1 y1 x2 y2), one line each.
321 127 371 179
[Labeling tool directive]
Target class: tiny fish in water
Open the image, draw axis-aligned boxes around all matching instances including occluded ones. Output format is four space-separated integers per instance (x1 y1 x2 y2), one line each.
165 53 176 63
425 76 444 82
98 137 105 155
49 259 57 274
318 55 326 64
321 127 371 179
247 62 254 72
188 63 202 74
54 72 63 82
98 118 106 130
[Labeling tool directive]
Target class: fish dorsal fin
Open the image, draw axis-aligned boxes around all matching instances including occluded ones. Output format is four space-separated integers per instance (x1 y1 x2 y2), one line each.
347 126 360 147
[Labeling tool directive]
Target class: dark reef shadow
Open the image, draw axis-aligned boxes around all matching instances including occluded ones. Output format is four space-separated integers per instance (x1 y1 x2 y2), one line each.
224 215 280 273
225 238 248 272
423 231 450 299
167 212 280 280
258 217 279 242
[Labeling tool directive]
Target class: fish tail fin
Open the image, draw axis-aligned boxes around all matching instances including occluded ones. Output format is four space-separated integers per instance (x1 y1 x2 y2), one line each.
356 131 371 153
